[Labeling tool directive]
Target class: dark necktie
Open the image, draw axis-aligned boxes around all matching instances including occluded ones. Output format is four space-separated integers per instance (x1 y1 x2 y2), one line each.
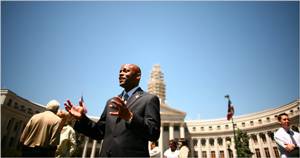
287 130 297 145
124 93 129 104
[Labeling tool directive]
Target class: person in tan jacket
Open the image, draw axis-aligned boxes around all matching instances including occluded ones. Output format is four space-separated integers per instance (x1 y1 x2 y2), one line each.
20 100 62 157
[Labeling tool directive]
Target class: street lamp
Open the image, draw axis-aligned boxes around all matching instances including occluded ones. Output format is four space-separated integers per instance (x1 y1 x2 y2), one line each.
226 141 232 158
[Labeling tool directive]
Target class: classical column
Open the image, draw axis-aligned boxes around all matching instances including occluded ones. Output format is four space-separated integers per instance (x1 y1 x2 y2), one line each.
98 140 103 155
215 137 219 158
266 132 275 158
223 137 229 158
4 118 15 148
180 122 185 138
206 138 211 158
190 138 194 158
159 124 164 158
14 120 23 147
198 138 202 158
90 140 97 158
257 133 266 158
82 136 89 158
169 122 174 140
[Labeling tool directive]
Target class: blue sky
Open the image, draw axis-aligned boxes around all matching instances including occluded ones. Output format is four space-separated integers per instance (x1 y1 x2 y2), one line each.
1 1 299 120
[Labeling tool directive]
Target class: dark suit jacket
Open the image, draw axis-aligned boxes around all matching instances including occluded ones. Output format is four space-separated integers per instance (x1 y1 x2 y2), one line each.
74 88 161 157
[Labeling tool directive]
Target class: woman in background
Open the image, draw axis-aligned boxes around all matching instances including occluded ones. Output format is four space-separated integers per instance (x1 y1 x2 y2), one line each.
55 110 77 157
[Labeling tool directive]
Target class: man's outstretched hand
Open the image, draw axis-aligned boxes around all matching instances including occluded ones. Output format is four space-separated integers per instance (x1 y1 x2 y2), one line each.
64 99 85 120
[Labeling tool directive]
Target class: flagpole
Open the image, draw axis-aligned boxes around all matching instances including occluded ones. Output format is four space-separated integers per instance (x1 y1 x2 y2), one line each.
225 95 239 157
231 116 239 157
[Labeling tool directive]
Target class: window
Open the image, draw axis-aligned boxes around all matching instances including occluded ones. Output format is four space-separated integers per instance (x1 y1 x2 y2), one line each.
264 148 270 158
8 137 14 147
209 126 212 131
201 127 204 131
7 99 12 106
273 147 280 157
185 127 188 132
211 151 216 158
164 126 169 131
13 102 19 109
252 135 258 144
193 127 196 131
255 148 261 158
233 124 237 128
202 151 207 158
242 122 245 127
266 117 270 122
261 133 267 143
290 110 294 115
268 132 275 142
225 125 229 129
220 151 225 158
14 122 19 131
209 138 214 146
250 121 254 126
174 126 179 131
1 136 6 147
201 139 206 146
27 108 33 114
258 119 262 124
218 138 223 145
217 126 221 130
6 120 12 129
20 105 26 112
193 139 198 146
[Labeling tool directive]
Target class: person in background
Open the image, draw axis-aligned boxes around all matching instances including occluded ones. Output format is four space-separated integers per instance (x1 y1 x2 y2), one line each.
64 63 161 157
164 139 180 158
20 100 62 157
274 113 300 158
55 110 77 157
150 141 160 158
178 138 189 158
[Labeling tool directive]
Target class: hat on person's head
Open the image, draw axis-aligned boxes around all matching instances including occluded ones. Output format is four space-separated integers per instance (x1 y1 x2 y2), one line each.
46 100 60 112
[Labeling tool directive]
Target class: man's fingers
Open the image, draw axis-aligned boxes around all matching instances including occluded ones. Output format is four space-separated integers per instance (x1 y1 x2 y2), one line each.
111 100 122 108
109 105 119 111
114 96 123 103
109 112 119 116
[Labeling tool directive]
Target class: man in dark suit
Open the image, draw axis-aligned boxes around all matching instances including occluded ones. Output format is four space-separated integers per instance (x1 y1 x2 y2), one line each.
64 63 161 157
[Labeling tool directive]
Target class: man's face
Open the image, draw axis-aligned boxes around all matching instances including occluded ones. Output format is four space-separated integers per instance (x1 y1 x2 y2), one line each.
278 115 290 130
178 142 183 148
119 64 140 91
169 141 176 150
151 142 155 149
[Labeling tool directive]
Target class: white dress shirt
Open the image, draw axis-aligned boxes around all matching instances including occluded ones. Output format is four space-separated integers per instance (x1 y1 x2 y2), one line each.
274 127 300 158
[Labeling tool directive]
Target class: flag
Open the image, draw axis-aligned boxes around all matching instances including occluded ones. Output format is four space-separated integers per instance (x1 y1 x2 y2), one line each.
227 99 234 120
81 93 88 114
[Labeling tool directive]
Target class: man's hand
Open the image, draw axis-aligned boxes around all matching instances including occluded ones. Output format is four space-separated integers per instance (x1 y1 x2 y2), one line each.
109 96 133 121
64 99 85 120
284 143 296 152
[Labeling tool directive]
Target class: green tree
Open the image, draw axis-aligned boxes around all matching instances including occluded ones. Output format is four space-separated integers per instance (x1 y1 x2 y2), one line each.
235 128 254 157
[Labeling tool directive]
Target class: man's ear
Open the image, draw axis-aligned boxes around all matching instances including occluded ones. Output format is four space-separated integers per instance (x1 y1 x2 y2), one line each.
136 73 141 80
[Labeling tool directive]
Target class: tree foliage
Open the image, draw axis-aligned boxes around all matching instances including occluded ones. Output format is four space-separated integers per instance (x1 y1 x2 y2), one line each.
235 128 254 157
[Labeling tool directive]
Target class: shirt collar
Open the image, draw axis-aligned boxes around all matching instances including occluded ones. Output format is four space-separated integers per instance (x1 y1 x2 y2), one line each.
123 86 139 100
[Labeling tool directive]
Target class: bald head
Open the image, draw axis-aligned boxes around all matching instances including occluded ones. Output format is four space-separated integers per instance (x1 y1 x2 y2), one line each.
119 64 141 92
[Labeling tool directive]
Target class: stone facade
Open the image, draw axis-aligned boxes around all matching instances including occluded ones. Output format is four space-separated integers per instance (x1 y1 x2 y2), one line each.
1 65 299 157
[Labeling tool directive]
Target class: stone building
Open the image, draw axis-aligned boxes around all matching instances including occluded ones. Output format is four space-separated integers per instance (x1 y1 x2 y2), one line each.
1 64 299 157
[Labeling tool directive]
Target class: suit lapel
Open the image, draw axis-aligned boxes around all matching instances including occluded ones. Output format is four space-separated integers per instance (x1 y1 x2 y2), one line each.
126 88 143 109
